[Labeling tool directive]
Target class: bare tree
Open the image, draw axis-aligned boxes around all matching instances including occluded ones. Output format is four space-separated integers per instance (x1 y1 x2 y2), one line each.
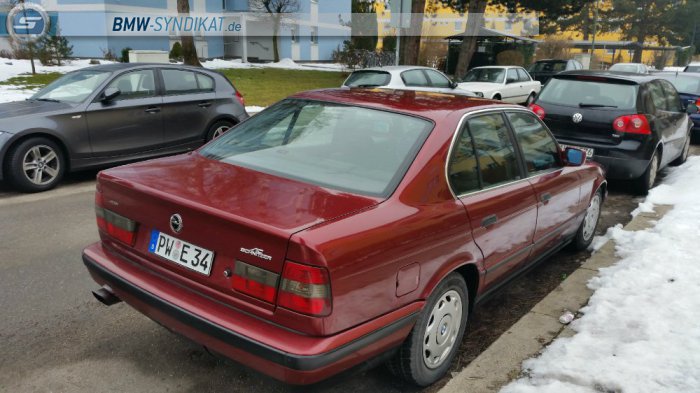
252 0 300 62
176 0 202 67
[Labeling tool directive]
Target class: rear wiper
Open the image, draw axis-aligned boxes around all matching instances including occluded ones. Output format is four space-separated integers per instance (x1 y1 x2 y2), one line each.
34 98 61 103
579 103 617 108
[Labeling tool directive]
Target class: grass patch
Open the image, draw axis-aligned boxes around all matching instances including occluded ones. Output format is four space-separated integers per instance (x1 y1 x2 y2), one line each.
0 72 63 90
218 68 349 107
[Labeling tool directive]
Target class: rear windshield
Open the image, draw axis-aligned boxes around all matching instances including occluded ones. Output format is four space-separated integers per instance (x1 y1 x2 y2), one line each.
538 78 638 109
660 74 700 94
529 61 567 73
200 99 433 197
343 71 392 87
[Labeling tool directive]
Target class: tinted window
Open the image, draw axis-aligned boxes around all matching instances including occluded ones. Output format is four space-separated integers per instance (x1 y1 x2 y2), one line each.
425 70 451 88
448 125 480 195
529 61 567 73
506 69 518 83
162 69 199 94
401 70 429 87
647 81 669 111
344 71 391 87
658 74 700 94
200 100 433 197
538 78 638 109
107 70 156 100
196 73 214 91
658 80 682 112
507 112 561 173
468 114 520 188
516 68 530 82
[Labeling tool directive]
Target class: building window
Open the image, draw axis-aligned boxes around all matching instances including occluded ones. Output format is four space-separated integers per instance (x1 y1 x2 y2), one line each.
291 27 298 43
454 21 463 31
311 27 318 44
505 20 513 32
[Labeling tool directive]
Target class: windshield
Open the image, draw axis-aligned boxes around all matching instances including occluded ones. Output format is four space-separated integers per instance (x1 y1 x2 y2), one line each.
461 68 505 83
528 61 567 73
538 78 638 109
659 75 700 94
31 70 111 103
344 71 392 87
200 99 433 197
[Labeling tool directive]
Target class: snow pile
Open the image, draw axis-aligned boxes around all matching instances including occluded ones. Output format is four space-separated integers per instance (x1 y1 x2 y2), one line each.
502 156 700 393
202 57 346 72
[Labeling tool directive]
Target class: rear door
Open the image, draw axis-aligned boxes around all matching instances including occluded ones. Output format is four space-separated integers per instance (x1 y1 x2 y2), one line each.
424 69 457 94
159 68 217 146
657 80 690 162
85 68 163 157
505 111 582 256
447 112 537 291
400 69 433 93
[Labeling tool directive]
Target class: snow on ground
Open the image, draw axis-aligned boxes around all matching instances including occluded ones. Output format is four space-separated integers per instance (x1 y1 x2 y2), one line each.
202 57 347 72
501 156 700 393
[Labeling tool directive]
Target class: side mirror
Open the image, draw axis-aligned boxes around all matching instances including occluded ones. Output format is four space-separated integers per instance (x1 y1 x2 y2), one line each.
506 77 518 84
450 80 458 89
101 87 121 103
686 103 699 115
564 147 585 166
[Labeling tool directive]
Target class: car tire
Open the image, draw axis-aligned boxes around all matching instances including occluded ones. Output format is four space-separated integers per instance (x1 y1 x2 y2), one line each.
206 120 234 142
492 94 502 101
525 92 536 106
387 273 468 387
633 151 659 196
671 131 691 166
6 137 65 193
571 188 602 251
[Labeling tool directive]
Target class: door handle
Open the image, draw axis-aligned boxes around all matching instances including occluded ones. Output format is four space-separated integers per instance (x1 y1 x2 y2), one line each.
145 107 160 114
198 102 211 108
481 214 498 228
541 192 552 203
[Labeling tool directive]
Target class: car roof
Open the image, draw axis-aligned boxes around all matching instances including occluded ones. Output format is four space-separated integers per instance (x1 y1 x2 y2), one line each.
290 88 518 121
533 59 570 63
360 65 433 72
555 70 659 84
72 62 213 73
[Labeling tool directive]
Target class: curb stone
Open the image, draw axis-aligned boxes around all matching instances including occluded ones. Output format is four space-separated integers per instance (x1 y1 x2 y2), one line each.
438 205 673 393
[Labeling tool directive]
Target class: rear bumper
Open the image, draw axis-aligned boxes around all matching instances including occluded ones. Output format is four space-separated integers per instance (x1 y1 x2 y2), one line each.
82 243 419 385
589 154 649 179
557 138 652 180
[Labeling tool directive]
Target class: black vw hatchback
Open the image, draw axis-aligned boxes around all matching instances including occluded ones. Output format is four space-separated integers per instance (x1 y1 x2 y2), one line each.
530 71 694 194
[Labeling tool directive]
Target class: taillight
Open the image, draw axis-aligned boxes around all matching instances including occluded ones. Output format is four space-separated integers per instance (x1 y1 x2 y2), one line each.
695 98 700 107
95 191 137 246
612 114 651 135
235 90 245 106
232 261 279 303
529 103 545 119
277 261 331 316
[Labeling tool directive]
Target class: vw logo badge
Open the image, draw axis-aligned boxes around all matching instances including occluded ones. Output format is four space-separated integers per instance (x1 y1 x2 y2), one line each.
572 113 584 123
170 214 183 233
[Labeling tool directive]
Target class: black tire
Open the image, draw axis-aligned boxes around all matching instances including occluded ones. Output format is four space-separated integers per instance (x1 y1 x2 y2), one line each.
671 131 691 166
633 151 659 196
493 94 502 101
570 188 603 251
206 120 234 142
387 273 468 387
5 137 65 193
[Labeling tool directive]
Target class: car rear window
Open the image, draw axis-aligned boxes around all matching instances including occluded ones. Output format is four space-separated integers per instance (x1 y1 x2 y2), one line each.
529 61 566 73
658 74 700 94
538 78 638 109
200 99 433 197
344 71 392 87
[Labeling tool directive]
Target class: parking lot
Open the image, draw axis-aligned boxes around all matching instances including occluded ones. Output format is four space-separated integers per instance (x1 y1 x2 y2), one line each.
4 146 695 393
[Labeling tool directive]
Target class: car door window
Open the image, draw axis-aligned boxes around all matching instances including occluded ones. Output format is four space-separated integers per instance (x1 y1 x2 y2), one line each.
401 70 429 87
659 80 682 112
106 70 156 100
467 113 521 188
506 69 518 83
162 69 201 95
516 68 530 82
647 81 670 112
448 125 480 195
507 112 562 174
195 73 215 92
424 70 451 88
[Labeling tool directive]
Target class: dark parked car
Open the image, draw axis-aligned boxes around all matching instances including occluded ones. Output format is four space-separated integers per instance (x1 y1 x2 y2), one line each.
83 89 605 386
655 71 700 142
528 59 584 84
529 71 694 194
0 63 248 192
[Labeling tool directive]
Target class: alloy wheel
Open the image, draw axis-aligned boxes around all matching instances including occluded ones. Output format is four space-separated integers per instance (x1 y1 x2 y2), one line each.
648 154 659 189
212 125 230 139
22 145 60 186
423 289 462 369
582 193 601 242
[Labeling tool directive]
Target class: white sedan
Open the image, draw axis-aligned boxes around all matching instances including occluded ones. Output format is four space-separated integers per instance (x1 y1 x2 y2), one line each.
342 66 476 96
457 66 541 105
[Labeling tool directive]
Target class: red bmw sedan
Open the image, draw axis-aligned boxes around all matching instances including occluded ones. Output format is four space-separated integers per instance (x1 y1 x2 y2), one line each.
83 88 606 386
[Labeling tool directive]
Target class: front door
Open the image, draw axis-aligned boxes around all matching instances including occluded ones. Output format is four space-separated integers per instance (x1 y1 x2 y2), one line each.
447 112 538 291
86 69 163 157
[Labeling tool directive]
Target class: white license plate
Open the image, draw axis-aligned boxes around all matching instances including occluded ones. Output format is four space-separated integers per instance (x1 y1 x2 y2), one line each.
148 230 214 276
560 144 594 158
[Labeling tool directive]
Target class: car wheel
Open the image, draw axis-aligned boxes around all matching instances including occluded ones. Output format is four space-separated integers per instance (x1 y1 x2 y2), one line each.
6 137 65 193
633 151 659 195
493 94 502 101
671 131 691 166
525 92 536 106
387 273 468 387
571 188 602 251
206 120 234 141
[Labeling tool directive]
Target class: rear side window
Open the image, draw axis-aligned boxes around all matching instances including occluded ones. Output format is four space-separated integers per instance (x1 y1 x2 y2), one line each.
401 70 429 87
344 71 391 87
659 80 682 112
516 68 530 82
467 113 520 188
538 78 638 109
646 82 670 111
448 125 480 195
162 69 213 94
196 73 215 91
507 112 561 173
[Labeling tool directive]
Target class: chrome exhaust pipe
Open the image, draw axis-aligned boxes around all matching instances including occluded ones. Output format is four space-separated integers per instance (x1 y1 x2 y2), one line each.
92 285 122 306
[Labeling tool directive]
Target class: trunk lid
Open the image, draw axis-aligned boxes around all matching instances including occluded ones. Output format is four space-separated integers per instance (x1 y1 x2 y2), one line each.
541 102 634 145
97 153 381 309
